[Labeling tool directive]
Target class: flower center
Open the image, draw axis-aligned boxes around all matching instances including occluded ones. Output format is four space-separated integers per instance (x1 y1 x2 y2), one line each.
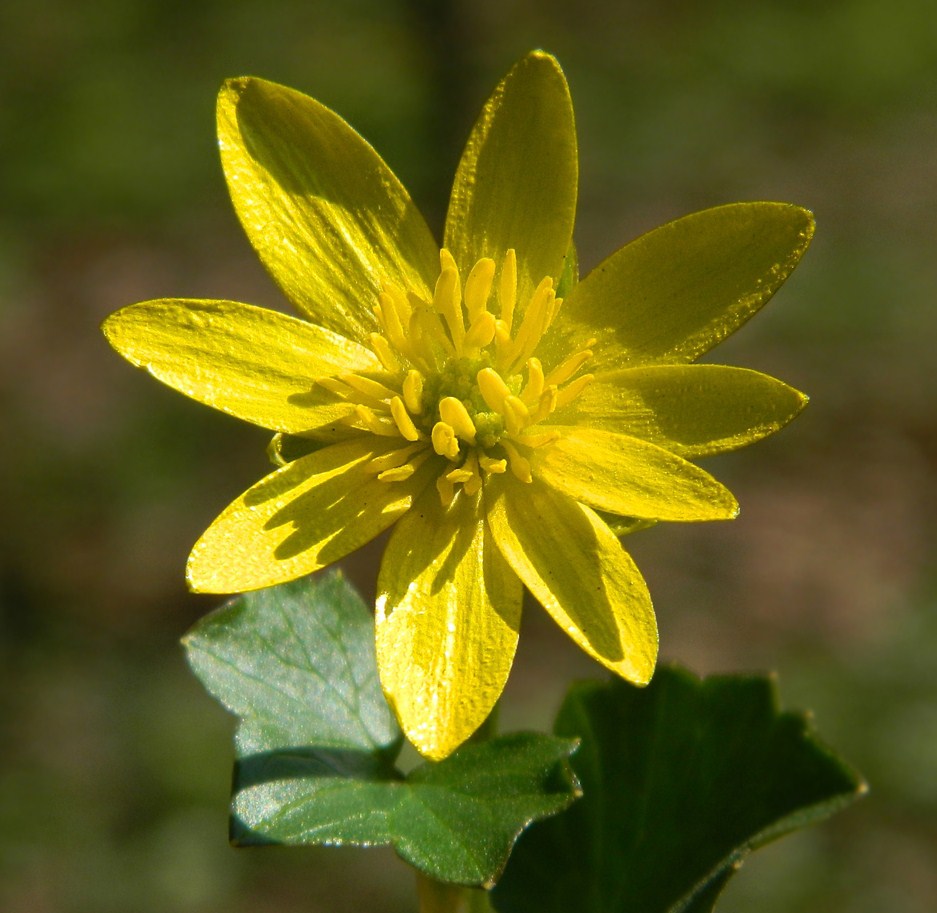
318 249 594 505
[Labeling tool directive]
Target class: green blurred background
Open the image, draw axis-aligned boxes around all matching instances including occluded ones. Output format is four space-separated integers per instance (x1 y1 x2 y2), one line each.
2 0 936 910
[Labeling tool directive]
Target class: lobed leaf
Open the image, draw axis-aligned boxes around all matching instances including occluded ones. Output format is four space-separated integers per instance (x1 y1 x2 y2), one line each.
492 665 865 913
184 572 579 886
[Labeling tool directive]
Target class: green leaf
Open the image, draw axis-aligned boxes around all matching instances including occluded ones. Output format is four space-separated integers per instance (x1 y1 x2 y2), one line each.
492 665 866 913
183 572 580 887
183 572 401 757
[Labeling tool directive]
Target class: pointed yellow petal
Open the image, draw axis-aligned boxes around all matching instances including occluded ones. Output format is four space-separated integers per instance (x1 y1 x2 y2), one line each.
218 77 438 342
187 438 433 593
545 203 814 371
485 475 657 684
443 52 577 300
376 486 522 760
102 299 380 433
552 364 808 458
533 426 738 521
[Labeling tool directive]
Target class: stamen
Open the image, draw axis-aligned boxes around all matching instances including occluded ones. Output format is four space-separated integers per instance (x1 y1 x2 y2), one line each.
530 385 559 423
390 396 421 441
402 369 424 414
463 311 496 349
555 373 594 409
316 376 353 398
438 396 477 444
436 473 456 508
501 439 532 483
544 346 594 387
479 454 507 474
410 306 455 364
477 367 511 413
504 277 555 372
499 249 517 331
520 357 544 404
502 395 529 436
462 452 483 495
464 257 495 320
377 286 411 356
431 422 461 460
369 333 400 372
353 404 400 436
341 374 398 402
365 442 425 474
433 255 464 351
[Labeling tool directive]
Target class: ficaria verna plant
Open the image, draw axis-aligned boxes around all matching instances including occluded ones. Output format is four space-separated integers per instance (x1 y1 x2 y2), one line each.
103 51 865 911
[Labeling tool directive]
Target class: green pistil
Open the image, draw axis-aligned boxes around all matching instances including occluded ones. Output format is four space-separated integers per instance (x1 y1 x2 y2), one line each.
419 355 516 447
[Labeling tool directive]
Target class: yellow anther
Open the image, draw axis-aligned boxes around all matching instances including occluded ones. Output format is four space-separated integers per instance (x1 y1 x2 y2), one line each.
477 367 511 413
445 466 474 484
530 385 559 423
436 473 456 507
555 373 594 409
499 249 517 331
544 348 593 387
377 463 417 482
438 396 477 444
521 357 545 403
439 248 460 276
341 374 398 403
410 306 454 363
369 333 400 372
431 421 461 460
366 442 425 474
402 369 424 414
502 439 533 483
464 310 497 349
433 263 464 350
464 257 495 320
462 453 483 495
354 404 400 436
502 395 530 436
506 277 555 371
378 287 409 351
316 376 352 398
390 396 421 441
479 454 507 474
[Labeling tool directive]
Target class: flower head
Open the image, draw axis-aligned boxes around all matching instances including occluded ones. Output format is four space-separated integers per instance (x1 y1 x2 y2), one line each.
103 52 812 759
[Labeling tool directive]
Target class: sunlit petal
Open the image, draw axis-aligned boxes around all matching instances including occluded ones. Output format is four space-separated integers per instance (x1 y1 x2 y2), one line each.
533 426 739 521
550 364 808 458
103 298 380 433
444 51 577 301
485 475 657 684
540 202 814 371
376 486 522 760
218 77 439 342
187 439 434 593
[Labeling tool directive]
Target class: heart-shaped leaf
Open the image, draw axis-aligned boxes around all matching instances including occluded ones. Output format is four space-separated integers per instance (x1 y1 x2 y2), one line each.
183 572 579 886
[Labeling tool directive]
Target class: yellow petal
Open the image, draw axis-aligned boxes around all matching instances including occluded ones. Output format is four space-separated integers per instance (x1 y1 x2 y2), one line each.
218 77 439 342
543 202 814 372
533 426 738 521
485 475 657 684
187 438 433 593
103 299 380 433
552 364 808 458
443 51 577 301
376 486 522 760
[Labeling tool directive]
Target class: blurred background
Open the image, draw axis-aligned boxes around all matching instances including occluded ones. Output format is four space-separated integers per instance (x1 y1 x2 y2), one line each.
2 0 936 910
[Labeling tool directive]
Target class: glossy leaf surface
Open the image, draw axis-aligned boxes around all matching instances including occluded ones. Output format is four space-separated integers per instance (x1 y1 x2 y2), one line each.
492 666 865 913
184 573 579 886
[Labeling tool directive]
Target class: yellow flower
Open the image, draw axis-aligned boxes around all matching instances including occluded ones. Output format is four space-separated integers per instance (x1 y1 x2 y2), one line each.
103 51 812 760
